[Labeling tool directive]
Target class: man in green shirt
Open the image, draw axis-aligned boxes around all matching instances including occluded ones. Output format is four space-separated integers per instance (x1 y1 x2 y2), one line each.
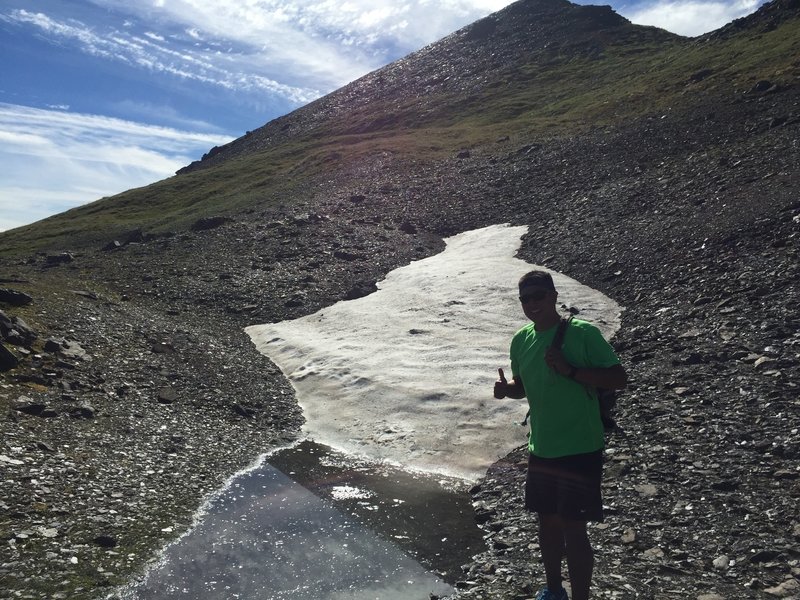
494 270 627 600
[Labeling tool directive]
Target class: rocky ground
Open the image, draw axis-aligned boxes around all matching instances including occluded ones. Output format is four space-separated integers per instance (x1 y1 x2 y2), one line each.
1 83 799 600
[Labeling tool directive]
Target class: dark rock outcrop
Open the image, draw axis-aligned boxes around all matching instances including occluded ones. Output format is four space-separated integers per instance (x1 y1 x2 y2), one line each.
0 288 33 306
0 343 19 371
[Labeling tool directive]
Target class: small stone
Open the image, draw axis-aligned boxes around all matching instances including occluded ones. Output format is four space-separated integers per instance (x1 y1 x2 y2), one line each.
765 578 800 597
39 527 59 538
754 356 775 368
151 342 174 354
643 547 664 560
712 555 729 570
634 484 658 497
621 528 636 544
157 387 178 404
35 440 56 452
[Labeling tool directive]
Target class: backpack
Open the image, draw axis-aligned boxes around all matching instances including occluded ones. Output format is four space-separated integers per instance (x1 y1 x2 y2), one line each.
554 316 620 433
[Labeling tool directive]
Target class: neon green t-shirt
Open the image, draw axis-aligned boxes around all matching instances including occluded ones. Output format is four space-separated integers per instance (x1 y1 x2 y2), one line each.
510 318 620 458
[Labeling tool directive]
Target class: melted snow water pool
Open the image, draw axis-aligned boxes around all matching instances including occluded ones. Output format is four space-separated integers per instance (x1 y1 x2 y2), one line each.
114 440 483 600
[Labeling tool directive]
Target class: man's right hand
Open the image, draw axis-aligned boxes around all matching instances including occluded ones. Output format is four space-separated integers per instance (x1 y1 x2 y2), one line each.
494 368 509 399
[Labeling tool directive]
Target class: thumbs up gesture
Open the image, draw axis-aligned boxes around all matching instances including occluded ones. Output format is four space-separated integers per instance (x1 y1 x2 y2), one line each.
494 368 509 399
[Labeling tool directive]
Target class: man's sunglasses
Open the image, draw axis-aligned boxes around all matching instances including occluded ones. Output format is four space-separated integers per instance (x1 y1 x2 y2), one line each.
519 289 550 303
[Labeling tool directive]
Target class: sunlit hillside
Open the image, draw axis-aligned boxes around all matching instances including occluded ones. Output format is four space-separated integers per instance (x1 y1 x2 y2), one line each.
1 0 797 255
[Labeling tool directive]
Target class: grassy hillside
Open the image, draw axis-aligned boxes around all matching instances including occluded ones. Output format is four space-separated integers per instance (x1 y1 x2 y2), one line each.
0 0 797 255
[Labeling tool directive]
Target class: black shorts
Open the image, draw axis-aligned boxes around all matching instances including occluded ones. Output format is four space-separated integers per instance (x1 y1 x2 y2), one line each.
525 450 604 522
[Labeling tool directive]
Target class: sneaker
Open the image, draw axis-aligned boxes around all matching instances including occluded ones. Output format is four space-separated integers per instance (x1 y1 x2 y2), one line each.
534 588 569 600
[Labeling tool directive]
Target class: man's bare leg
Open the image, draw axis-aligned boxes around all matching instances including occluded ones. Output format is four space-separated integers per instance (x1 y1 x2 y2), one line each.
563 519 593 600
538 513 566 592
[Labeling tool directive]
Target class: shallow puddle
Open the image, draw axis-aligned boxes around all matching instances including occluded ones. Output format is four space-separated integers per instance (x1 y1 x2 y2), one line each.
269 440 485 578
114 441 483 600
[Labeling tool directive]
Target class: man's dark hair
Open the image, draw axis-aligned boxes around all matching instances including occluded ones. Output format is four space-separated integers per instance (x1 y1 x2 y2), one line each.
518 270 556 291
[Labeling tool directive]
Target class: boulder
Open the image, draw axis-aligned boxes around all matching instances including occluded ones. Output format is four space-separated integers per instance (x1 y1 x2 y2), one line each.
0 343 19 371
157 387 178 404
44 338 66 353
93 535 117 548
191 216 230 231
11 397 45 415
399 221 417 234
344 282 377 300
0 310 37 347
284 294 305 308
0 288 33 306
233 403 254 418
751 79 779 94
45 253 74 265
102 240 123 251
103 228 148 250
333 250 361 262
71 404 96 419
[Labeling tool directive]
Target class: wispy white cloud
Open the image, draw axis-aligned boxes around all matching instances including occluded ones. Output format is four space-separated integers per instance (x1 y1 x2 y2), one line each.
2 8 321 103
0 103 232 232
619 0 766 36
84 1 520 83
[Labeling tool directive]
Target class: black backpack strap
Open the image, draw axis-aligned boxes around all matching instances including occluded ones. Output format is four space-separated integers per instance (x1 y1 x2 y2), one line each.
552 315 573 349
521 316 573 427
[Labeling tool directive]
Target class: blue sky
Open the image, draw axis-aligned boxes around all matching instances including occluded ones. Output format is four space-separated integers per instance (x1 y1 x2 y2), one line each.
0 0 767 232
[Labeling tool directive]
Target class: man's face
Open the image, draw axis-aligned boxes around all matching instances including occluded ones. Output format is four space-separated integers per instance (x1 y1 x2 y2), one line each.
518 285 556 322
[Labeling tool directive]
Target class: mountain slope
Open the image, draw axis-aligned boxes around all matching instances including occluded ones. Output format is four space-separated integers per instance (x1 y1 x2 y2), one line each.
1 0 797 254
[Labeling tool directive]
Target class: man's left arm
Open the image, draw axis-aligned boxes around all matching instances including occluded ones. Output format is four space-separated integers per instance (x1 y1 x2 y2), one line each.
569 363 627 390
544 325 628 389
